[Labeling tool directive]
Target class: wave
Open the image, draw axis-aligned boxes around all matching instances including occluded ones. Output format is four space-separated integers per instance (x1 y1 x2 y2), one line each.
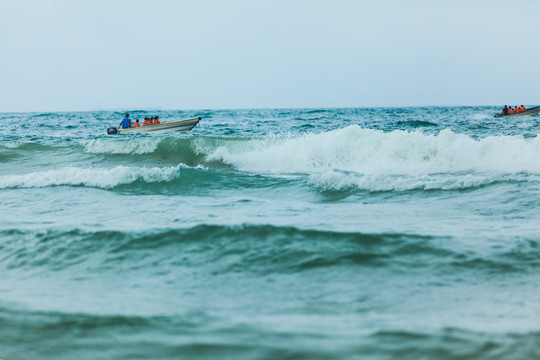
192 126 540 191
83 137 207 167
84 137 165 154
0 141 62 151
2 297 540 360
1 225 537 276
0 151 23 162
196 126 540 174
368 328 540 360
0 226 437 275
21 126 540 179
8 126 540 191
471 113 493 121
1 304 539 360
0 164 182 189
396 120 438 127
307 170 538 191
0 141 25 149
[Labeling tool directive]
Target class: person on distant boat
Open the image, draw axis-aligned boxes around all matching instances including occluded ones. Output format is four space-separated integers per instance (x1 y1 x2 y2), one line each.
502 105 509 115
142 117 149 126
520 105 526 112
514 106 519 113
148 117 154 125
120 114 131 128
154 116 160 124
508 107 514 114
133 119 140 127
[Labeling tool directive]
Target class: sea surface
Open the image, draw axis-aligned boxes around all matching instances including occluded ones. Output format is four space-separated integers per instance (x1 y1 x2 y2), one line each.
2 106 540 359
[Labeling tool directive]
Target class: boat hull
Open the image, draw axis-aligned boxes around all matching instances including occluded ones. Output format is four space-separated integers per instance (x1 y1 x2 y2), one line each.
116 117 201 134
494 106 540 118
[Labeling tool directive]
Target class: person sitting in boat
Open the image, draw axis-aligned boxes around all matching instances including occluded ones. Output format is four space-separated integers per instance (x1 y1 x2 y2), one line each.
508 107 514 114
133 119 140 127
514 106 519 113
520 105 526 112
154 116 160 124
120 114 131 128
142 117 149 126
502 105 509 115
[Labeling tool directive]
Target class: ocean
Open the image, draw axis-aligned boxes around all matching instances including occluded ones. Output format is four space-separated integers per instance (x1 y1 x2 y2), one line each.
2 106 540 359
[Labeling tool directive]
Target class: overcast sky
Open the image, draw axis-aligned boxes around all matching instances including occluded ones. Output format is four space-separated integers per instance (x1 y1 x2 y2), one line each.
1 0 539 112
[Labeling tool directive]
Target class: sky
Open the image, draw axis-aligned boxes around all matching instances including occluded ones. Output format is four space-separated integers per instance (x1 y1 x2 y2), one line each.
0 0 539 112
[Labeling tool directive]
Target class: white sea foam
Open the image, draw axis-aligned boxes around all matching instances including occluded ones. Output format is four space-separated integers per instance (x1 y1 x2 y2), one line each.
196 125 540 190
307 170 537 192
0 141 24 149
0 165 181 189
83 138 162 154
471 113 491 121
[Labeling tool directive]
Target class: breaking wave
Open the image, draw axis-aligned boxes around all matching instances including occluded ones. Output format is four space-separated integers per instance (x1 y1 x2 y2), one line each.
8 126 540 192
197 126 540 174
307 171 538 192
84 137 163 154
192 126 540 191
0 164 183 189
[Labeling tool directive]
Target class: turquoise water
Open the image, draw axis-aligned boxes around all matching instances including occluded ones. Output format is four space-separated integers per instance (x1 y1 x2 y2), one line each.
2 107 540 359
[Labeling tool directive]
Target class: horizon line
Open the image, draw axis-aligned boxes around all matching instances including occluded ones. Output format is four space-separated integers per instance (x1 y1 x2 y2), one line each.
0 104 521 115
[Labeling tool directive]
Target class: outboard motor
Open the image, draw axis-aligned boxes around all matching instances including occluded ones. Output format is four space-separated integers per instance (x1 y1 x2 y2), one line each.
107 127 118 135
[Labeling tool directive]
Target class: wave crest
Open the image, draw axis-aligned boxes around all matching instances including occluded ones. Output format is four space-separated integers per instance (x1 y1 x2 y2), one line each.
12 127 540 191
1 225 537 276
198 126 540 174
84 138 162 154
192 126 540 190
0 165 182 189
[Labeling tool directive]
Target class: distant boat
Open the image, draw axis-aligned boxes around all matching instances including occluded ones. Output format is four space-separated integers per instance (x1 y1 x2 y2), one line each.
494 106 540 118
108 117 201 134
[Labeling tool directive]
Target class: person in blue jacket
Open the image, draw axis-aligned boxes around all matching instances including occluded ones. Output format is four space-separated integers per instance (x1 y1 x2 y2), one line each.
120 114 131 128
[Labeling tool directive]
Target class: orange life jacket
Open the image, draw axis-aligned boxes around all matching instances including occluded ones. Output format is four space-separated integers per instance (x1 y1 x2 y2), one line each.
133 122 140 127
514 107 519 113
520 106 525 112
509 108 513 114
154 119 160 124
